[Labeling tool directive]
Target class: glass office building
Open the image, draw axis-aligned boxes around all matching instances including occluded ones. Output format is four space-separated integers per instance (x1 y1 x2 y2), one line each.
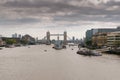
86 27 120 41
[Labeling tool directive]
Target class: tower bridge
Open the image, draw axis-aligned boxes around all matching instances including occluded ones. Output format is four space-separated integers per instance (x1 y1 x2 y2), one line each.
46 31 67 45
39 31 80 45
40 31 68 45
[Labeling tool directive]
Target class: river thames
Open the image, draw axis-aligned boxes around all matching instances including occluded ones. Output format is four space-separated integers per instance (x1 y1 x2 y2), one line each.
0 45 120 80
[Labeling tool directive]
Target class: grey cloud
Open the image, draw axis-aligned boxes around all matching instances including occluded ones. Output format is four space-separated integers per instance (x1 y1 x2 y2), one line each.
0 0 120 25
54 13 120 22
106 0 120 6
0 18 40 25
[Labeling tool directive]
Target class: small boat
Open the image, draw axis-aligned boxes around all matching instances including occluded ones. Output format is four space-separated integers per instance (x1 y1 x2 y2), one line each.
77 48 89 56
68 43 78 47
0 47 2 50
63 45 66 49
77 48 102 56
89 50 102 56
44 50 47 52
5 45 15 48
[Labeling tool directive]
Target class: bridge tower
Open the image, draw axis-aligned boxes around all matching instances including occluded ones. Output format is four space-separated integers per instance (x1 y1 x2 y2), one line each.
46 31 51 44
63 31 67 45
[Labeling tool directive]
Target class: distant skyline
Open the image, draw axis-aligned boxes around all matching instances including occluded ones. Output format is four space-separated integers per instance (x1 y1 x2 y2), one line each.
0 0 120 39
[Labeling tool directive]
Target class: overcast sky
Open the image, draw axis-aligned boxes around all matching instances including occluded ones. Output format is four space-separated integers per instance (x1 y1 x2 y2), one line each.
0 0 120 39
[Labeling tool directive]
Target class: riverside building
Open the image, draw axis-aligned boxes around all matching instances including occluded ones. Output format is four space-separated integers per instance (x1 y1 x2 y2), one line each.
86 27 120 42
92 33 107 47
107 31 120 47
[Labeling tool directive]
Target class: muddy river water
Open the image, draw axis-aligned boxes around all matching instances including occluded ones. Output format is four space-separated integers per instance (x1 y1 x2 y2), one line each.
0 45 120 80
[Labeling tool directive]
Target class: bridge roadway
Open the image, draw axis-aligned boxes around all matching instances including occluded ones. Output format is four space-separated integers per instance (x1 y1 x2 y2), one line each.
50 34 64 36
0 45 120 80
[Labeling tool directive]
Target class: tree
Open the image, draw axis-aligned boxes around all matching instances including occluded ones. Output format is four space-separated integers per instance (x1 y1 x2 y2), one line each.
86 40 92 46
6 39 17 45
20 40 28 45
